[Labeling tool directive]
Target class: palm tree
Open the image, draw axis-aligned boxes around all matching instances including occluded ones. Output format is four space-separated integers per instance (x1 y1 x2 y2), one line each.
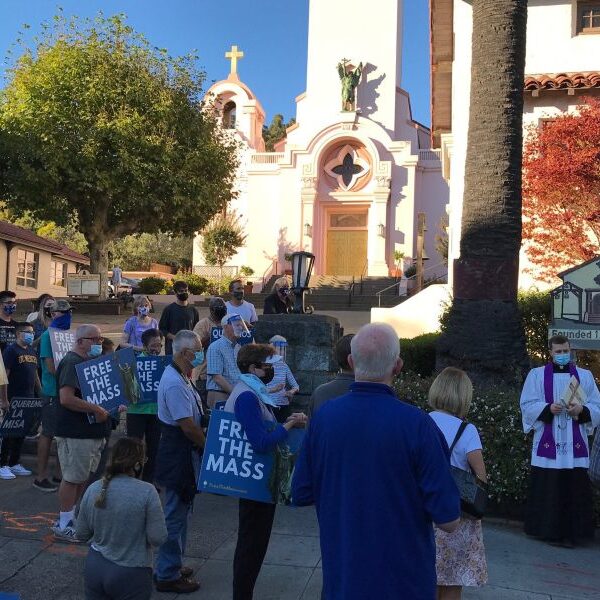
438 0 529 383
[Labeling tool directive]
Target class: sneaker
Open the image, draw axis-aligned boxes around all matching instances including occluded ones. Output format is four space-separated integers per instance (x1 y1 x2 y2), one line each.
155 577 200 594
9 464 32 476
0 466 16 480
52 521 82 544
33 478 58 492
51 476 62 484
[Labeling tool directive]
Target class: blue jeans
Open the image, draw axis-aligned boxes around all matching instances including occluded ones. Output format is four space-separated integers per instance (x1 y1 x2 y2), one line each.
155 489 193 582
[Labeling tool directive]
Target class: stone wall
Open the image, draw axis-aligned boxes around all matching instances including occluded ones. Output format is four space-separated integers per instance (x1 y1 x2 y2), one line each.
253 314 343 407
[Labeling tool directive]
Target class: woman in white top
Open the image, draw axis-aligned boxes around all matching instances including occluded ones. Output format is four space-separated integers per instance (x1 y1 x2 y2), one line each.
428 367 488 600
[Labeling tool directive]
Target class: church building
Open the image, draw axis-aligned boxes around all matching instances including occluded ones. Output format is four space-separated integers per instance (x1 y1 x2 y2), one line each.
193 0 449 284
432 0 600 289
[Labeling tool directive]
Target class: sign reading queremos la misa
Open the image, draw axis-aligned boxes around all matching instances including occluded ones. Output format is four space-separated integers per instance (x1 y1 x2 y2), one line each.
549 257 600 350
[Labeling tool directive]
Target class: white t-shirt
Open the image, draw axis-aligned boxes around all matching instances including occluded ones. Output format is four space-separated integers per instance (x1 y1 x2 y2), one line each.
429 411 482 472
226 300 258 324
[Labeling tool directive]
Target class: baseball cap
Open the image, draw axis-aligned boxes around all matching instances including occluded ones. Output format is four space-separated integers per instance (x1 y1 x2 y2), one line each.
50 299 73 312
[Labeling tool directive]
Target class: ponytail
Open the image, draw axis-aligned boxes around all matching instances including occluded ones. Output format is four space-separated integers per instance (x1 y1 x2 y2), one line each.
94 472 114 509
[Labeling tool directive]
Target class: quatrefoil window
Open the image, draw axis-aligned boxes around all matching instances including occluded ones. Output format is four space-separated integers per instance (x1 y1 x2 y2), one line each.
324 145 370 191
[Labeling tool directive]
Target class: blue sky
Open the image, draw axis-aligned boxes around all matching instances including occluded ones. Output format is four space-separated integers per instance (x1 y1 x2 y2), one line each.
0 0 431 126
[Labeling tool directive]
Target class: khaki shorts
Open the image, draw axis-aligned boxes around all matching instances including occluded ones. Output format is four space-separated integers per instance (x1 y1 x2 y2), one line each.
55 437 106 484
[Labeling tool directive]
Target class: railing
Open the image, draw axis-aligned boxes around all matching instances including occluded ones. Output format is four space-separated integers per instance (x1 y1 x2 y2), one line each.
261 259 278 292
193 265 239 278
418 149 442 162
249 153 284 165
358 260 368 295
348 277 356 307
375 262 446 307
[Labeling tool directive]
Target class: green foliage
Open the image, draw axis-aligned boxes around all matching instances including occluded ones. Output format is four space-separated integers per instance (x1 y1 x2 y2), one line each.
517 290 552 365
172 272 208 295
205 276 235 296
240 265 254 277
435 215 449 266
110 232 192 271
401 333 439 377
138 276 168 295
404 263 417 278
0 12 239 294
262 114 295 152
201 211 247 269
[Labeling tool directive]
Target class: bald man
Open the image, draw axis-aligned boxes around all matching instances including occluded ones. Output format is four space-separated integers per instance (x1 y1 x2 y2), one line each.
292 323 460 600
52 324 111 543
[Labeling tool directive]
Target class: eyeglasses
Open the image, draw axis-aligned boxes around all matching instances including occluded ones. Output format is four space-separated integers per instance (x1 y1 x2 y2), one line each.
81 336 104 343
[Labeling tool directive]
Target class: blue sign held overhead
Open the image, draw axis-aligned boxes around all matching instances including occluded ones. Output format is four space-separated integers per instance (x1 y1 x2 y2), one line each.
136 355 172 404
198 410 304 505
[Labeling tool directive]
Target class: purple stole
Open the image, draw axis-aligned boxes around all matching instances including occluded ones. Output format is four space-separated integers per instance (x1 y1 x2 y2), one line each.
537 363 588 459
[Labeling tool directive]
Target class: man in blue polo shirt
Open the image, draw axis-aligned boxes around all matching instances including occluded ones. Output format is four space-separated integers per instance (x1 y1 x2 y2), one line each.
292 323 460 600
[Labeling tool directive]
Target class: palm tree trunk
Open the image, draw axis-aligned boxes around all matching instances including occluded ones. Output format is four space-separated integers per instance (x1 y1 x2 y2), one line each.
437 0 529 384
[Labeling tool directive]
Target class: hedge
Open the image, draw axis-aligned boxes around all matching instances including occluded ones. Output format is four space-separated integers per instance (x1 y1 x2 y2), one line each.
138 276 167 295
401 333 439 377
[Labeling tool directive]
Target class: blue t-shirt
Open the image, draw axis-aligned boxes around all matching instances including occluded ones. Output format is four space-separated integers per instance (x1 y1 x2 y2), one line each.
123 316 159 348
3 343 38 400
292 382 460 600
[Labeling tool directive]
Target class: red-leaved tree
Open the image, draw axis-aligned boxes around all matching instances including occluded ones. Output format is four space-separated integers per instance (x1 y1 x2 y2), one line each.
522 97 600 282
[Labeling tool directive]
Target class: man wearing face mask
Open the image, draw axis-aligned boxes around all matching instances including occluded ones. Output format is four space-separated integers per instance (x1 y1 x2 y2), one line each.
34 299 73 492
159 281 200 356
51 324 111 543
0 290 18 352
0 322 41 480
226 279 258 326
154 330 205 594
224 344 307 600
520 335 600 547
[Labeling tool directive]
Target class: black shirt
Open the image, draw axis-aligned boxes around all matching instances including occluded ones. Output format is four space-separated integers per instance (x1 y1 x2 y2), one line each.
158 302 200 354
55 351 110 439
263 292 291 315
3 343 38 400
0 318 17 352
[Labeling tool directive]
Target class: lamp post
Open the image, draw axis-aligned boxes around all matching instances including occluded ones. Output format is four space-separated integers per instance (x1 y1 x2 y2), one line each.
290 251 315 313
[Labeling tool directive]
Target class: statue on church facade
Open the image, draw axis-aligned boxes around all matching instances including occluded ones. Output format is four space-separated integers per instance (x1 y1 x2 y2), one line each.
337 59 363 112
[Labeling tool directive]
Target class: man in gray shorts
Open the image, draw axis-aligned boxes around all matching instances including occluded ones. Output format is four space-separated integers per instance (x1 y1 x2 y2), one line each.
52 324 111 542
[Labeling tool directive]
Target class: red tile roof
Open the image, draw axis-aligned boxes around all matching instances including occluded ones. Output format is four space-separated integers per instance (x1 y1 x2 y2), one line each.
524 72 600 92
0 220 89 264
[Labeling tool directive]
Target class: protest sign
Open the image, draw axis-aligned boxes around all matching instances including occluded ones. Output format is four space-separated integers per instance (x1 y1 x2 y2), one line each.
76 348 142 418
48 328 76 368
136 355 172 404
0 397 43 438
209 326 253 346
198 410 304 505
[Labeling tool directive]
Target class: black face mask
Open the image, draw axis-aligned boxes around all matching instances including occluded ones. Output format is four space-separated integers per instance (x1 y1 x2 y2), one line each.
211 305 227 322
176 292 189 302
44 308 53 318
232 290 244 301
259 364 275 385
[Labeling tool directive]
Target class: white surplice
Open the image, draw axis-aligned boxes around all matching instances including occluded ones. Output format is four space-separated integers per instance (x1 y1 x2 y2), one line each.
520 366 600 469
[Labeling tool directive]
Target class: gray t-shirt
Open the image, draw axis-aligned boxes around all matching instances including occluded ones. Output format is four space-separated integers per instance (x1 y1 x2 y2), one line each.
310 372 354 417
76 475 167 568
157 364 202 427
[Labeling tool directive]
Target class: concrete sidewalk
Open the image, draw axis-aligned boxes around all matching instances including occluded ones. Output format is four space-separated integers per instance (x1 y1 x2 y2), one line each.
1 459 599 599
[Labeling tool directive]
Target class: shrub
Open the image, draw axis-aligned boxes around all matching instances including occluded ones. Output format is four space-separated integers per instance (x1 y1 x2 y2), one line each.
518 290 551 365
205 276 236 296
401 333 439 377
138 276 167 295
172 273 208 295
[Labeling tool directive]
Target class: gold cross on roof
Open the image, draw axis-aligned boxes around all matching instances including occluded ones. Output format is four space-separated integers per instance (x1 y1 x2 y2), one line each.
225 45 244 76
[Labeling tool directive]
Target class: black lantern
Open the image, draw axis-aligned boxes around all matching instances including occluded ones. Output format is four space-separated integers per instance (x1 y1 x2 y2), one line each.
290 251 315 313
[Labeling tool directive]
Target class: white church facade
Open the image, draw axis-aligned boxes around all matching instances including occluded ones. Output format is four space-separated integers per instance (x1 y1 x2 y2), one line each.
193 0 449 284
431 0 600 289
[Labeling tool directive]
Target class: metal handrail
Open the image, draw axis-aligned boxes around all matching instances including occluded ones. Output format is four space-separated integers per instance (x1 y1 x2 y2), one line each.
359 260 368 295
261 259 277 292
348 279 356 307
375 262 447 307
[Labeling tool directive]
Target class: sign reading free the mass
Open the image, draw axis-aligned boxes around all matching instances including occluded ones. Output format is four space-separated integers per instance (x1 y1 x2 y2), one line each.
48 328 76 368
549 257 600 350
136 355 172 404
198 410 304 505
76 348 141 418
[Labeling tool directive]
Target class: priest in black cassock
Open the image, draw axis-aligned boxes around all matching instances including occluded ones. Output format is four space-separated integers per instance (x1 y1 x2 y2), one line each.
520 334 600 547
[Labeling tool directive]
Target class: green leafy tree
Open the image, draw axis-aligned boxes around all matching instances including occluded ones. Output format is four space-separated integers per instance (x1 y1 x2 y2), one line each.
110 232 192 271
200 211 247 289
0 13 238 297
262 114 295 151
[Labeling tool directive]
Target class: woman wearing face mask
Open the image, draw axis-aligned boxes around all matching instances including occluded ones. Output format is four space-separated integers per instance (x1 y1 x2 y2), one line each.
27 294 55 343
120 296 158 353
76 437 167 600
224 344 307 600
263 277 292 315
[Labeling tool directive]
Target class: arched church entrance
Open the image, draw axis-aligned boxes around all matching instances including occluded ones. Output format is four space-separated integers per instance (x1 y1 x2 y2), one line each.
324 208 369 276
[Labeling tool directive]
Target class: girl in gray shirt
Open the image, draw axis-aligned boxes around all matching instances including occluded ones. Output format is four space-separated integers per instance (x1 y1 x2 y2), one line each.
76 438 167 600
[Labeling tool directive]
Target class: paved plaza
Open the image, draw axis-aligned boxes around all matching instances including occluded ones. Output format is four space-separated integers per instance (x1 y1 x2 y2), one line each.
1 461 600 599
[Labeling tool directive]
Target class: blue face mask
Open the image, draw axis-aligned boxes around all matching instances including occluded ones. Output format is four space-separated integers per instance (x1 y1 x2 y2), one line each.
553 353 571 366
3 303 16 315
191 350 204 368
21 332 34 346
51 312 72 330
138 306 149 316
88 344 103 358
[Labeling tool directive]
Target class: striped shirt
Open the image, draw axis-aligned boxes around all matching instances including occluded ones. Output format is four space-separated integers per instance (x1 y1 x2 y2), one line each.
206 335 241 391
266 361 299 406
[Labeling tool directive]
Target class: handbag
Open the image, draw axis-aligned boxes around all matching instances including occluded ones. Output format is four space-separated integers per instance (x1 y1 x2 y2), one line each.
589 431 600 487
448 421 488 519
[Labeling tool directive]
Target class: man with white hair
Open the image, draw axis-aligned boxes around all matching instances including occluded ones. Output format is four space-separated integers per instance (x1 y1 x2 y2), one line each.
154 330 205 594
206 314 241 408
292 323 460 600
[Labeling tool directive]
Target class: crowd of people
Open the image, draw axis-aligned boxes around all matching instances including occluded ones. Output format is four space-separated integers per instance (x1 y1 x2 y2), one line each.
1 280 599 599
